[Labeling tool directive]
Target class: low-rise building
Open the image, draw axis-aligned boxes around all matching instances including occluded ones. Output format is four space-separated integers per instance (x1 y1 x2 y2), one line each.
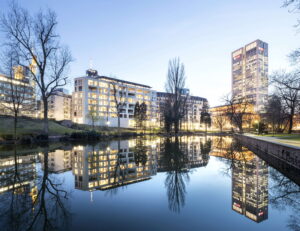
157 91 208 130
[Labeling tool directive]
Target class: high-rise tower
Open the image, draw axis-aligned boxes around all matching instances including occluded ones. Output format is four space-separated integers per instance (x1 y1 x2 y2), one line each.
232 39 268 113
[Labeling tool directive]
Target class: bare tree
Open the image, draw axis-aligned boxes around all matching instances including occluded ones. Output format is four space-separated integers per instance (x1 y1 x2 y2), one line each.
223 94 253 133
272 71 300 133
0 47 35 140
200 103 211 134
165 58 188 134
110 81 125 133
1 3 72 137
265 94 288 134
213 110 227 133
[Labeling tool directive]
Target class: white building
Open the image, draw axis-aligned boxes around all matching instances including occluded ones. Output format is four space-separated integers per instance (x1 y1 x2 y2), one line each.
37 88 72 121
48 89 72 121
72 69 158 128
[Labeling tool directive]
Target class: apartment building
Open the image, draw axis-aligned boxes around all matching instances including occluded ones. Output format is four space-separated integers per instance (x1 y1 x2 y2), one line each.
48 88 72 121
232 39 268 113
72 69 158 128
157 91 208 130
0 65 36 117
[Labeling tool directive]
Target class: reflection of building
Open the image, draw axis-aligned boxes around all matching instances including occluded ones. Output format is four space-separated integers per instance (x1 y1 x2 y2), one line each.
232 39 268 113
157 136 210 171
38 88 72 121
157 91 208 130
232 156 268 223
0 154 36 194
72 140 158 191
43 150 72 173
72 69 158 128
210 137 269 222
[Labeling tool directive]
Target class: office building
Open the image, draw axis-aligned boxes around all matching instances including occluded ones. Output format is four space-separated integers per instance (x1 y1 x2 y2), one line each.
232 39 268 113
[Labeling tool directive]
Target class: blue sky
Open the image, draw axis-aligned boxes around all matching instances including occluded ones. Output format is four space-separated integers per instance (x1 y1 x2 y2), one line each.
0 0 299 106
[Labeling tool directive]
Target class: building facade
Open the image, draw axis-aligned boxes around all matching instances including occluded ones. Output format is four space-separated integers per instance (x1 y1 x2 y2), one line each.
72 69 158 128
48 89 72 121
0 65 36 117
37 88 72 121
157 91 208 130
232 39 268 113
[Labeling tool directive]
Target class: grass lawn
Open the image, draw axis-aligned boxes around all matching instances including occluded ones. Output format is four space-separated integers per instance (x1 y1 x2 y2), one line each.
0 117 77 136
259 133 300 141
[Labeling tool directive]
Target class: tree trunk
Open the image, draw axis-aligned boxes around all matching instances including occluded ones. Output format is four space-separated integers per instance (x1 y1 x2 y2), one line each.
118 115 120 135
43 98 49 137
174 120 179 134
14 111 18 142
288 114 293 134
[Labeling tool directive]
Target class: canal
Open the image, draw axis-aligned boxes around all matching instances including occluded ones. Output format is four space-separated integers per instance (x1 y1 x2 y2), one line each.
0 136 299 231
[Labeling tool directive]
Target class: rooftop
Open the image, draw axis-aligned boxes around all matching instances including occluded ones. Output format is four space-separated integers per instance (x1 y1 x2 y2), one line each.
77 69 151 89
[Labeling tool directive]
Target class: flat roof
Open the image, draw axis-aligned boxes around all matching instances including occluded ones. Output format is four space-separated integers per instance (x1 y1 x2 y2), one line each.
77 75 151 89
157 91 207 101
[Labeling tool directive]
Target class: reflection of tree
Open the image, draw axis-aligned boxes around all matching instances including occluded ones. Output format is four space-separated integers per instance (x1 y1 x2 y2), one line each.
218 138 249 176
269 168 300 231
105 140 127 197
200 138 211 162
0 146 70 231
134 138 148 167
162 137 189 213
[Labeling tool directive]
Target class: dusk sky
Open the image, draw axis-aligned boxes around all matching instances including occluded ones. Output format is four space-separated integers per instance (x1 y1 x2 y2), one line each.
0 0 299 106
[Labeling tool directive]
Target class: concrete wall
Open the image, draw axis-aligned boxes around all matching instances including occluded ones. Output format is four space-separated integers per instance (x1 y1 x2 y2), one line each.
235 134 300 170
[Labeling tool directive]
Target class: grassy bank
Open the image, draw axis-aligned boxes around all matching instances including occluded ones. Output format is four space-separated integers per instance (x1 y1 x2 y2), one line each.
0 116 76 136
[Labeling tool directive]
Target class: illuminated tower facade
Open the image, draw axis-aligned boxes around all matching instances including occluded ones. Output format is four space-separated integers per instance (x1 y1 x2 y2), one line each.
232 39 268 113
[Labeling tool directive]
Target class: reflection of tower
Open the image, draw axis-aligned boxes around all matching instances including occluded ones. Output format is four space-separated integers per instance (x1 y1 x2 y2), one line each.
232 156 268 223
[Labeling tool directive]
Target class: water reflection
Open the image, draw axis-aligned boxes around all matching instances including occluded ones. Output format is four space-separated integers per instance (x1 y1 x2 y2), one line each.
0 136 299 230
72 139 157 192
211 137 269 222
0 146 70 231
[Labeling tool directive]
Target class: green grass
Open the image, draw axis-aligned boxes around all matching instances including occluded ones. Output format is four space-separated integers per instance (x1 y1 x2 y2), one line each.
0 117 77 136
258 133 300 141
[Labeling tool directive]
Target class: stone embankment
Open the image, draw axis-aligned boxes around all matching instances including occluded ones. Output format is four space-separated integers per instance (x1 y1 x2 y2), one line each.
235 134 300 170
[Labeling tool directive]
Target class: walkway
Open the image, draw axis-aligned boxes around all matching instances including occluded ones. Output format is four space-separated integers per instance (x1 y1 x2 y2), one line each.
244 133 300 149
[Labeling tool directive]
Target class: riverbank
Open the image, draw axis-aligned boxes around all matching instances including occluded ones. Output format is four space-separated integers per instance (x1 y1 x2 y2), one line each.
0 116 231 144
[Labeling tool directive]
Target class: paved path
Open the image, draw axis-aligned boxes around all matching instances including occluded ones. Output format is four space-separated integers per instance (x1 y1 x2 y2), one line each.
244 133 300 149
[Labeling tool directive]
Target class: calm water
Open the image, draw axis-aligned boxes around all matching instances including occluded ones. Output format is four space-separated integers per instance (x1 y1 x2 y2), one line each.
0 136 299 231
